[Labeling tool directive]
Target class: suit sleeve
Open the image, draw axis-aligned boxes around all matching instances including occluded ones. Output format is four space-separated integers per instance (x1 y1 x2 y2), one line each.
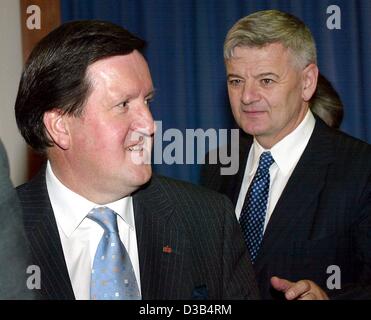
331 171 371 299
0 140 35 299
220 195 260 299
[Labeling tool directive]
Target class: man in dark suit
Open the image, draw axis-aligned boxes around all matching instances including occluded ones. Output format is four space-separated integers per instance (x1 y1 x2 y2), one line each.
14 20 258 300
0 140 34 299
201 10 371 299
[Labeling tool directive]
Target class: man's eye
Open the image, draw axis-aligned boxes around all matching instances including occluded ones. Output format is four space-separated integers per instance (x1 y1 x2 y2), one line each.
261 79 274 86
144 98 153 106
228 79 242 86
117 101 129 108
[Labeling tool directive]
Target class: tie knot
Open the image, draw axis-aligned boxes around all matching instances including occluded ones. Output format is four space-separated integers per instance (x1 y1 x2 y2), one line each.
88 207 118 234
257 151 274 173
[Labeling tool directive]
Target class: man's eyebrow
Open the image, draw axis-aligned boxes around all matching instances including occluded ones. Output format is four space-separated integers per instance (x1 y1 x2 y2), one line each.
227 73 243 79
227 72 279 80
145 89 156 98
256 72 279 79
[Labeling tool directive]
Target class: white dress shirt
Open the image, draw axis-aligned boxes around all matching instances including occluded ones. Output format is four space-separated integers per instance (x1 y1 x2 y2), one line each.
235 110 315 232
45 162 141 300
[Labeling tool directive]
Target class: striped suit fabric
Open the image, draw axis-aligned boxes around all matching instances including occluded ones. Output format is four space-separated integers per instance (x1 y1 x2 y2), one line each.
17 171 259 300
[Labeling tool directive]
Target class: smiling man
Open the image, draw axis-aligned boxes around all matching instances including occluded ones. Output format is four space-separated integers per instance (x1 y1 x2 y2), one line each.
201 10 371 299
14 20 259 300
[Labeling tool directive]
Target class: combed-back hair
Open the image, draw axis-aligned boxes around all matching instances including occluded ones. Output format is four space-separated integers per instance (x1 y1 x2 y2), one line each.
15 20 145 152
224 10 317 68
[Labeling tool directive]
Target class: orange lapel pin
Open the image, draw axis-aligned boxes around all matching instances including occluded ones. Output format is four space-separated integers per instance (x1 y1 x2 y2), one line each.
162 245 172 253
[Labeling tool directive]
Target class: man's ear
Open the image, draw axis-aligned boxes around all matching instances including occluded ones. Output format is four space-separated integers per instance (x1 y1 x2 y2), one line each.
302 63 318 102
43 109 70 150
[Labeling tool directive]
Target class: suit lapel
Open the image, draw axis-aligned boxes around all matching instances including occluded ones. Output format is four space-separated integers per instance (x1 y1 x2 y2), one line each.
222 131 252 207
22 171 189 299
133 176 190 299
20 169 75 299
254 120 336 270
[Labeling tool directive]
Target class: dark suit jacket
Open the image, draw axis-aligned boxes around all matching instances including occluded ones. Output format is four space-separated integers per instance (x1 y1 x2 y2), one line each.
16 169 259 300
201 118 371 299
0 140 34 299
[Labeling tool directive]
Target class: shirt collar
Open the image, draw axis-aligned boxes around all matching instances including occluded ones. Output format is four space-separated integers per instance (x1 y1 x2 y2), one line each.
251 109 315 176
105 197 135 231
46 161 135 238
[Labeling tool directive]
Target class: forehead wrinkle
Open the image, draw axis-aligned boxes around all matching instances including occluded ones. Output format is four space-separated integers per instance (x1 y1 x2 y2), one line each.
227 45 296 82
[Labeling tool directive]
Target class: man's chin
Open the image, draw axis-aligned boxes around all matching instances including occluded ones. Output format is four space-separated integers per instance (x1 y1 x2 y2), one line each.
121 169 152 196
241 125 267 137
133 166 152 185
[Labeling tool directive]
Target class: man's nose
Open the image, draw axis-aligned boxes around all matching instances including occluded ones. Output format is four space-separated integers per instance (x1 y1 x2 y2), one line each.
241 82 261 105
131 105 155 136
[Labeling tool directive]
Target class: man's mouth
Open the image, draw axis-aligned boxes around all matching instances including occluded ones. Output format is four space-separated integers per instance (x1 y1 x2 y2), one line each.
242 108 266 113
126 136 149 152
243 109 267 116
127 145 144 152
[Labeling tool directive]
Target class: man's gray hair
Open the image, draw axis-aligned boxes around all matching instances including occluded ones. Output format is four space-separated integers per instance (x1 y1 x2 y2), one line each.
224 10 317 68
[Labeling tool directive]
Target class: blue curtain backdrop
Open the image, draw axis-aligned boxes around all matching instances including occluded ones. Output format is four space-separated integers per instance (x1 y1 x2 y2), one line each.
61 0 371 184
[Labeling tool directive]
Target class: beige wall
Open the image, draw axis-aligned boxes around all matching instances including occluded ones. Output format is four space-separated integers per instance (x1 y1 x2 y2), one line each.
0 0 27 186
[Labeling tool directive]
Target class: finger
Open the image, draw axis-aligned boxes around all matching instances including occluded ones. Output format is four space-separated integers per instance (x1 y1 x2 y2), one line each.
270 276 295 293
298 292 317 300
285 280 311 300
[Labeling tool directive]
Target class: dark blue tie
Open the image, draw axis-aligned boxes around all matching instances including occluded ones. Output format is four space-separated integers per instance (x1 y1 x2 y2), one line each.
239 151 275 262
88 207 141 300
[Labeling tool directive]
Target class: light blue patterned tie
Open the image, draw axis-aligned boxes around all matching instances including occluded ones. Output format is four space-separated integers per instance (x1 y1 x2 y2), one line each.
239 151 275 262
88 207 141 300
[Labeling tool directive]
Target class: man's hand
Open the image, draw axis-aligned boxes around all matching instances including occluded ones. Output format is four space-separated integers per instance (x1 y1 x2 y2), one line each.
270 276 329 300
